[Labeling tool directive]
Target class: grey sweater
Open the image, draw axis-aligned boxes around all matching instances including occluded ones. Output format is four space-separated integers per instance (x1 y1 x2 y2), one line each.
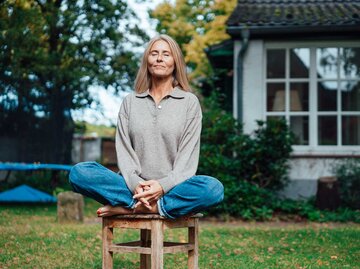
116 87 202 194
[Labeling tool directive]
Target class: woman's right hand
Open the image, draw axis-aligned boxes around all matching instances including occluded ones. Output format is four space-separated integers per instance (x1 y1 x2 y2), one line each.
134 183 152 209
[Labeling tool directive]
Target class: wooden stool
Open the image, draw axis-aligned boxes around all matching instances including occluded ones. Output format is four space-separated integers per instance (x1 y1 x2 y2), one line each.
102 213 202 269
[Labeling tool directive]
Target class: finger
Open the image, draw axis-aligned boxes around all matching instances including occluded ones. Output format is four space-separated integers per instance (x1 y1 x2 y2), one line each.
134 201 142 208
133 190 153 199
144 203 152 209
143 185 151 191
139 180 154 186
140 197 150 206
134 198 150 208
135 186 143 195
134 200 152 210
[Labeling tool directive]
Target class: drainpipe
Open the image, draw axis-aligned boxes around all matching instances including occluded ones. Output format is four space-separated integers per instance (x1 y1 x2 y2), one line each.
236 29 250 122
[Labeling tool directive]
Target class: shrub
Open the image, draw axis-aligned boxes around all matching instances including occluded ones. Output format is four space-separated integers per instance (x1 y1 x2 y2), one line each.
332 158 360 209
230 119 293 190
199 91 294 218
273 198 360 223
0 170 71 195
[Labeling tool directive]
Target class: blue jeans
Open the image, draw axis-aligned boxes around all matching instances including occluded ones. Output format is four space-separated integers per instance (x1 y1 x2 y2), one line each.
69 161 224 219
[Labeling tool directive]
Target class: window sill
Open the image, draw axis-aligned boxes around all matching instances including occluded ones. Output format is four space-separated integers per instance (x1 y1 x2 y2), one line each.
291 146 360 158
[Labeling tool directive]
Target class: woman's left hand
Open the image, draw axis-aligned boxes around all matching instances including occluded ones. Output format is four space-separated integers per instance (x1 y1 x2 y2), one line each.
133 180 164 204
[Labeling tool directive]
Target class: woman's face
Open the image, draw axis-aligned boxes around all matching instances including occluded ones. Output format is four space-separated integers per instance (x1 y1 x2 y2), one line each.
147 40 175 79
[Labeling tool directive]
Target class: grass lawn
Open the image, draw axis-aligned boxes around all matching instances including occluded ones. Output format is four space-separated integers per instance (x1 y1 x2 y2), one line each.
0 199 359 269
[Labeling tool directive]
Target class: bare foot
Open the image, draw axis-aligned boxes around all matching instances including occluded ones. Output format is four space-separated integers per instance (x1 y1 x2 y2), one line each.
97 204 132 217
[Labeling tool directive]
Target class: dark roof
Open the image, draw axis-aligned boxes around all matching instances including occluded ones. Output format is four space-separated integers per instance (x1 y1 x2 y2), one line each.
227 0 360 37
205 39 233 69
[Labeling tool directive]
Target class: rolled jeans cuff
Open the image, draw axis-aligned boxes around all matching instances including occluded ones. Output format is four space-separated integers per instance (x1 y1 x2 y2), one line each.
157 198 174 219
127 198 136 209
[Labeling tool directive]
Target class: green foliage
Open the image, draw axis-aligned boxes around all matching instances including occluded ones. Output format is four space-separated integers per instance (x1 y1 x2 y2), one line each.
199 91 359 222
0 1 147 163
75 121 116 137
332 158 360 209
249 120 294 189
199 91 294 219
211 174 275 220
274 199 360 223
150 0 237 79
74 121 87 135
0 170 71 195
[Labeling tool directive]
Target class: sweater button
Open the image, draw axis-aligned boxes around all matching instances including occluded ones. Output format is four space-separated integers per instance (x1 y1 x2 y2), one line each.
158 105 162 109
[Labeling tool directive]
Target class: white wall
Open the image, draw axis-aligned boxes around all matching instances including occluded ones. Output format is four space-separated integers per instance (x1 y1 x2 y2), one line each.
71 137 102 164
241 40 265 134
240 40 341 199
279 158 338 199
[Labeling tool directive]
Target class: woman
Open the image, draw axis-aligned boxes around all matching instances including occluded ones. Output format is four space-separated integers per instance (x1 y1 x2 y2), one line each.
69 34 224 219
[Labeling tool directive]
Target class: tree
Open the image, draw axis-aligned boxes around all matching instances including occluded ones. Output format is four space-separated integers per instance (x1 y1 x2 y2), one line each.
0 0 147 163
150 0 236 80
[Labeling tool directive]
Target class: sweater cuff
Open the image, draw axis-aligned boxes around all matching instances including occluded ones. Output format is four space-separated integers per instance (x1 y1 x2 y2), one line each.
157 175 175 194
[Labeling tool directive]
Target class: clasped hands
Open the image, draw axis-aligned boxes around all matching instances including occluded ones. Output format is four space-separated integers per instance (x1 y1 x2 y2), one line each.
133 180 164 210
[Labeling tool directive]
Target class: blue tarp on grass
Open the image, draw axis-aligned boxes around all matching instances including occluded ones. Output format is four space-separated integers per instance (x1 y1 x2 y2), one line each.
0 184 57 203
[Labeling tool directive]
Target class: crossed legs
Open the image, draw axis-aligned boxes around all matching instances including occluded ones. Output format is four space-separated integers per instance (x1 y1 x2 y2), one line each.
69 161 224 219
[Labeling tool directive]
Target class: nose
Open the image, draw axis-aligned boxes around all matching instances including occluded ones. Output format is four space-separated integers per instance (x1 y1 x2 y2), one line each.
156 54 163 62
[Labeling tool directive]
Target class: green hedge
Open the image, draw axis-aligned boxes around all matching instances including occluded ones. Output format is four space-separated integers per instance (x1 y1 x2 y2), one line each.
332 158 360 210
198 92 294 219
198 92 359 222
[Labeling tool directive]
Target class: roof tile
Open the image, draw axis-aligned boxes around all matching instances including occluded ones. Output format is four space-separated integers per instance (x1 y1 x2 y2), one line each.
227 0 360 28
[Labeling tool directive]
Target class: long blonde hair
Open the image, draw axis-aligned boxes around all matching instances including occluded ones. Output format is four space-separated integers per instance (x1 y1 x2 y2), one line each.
134 34 191 93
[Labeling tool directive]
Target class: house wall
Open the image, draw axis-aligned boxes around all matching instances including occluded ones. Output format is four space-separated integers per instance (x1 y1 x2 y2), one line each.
71 136 102 164
239 40 347 199
279 158 337 200
241 40 265 134
71 136 117 172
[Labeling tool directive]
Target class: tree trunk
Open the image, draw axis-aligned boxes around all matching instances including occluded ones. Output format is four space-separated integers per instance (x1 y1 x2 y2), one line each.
48 87 74 164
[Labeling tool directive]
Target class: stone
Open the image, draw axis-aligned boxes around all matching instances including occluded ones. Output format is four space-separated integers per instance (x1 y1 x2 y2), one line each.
57 191 84 223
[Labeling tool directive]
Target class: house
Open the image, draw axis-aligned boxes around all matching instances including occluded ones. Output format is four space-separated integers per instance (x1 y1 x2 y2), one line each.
206 0 360 199
71 134 117 171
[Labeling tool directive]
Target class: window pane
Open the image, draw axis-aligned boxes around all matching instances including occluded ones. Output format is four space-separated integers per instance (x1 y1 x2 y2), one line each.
317 48 338 79
318 81 337 111
290 48 310 78
267 49 285 78
318 116 337 145
290 83 309 111
342 116 360 145
341 81 360 111
267 83 285 111
340 48 360 79
290 116 309 145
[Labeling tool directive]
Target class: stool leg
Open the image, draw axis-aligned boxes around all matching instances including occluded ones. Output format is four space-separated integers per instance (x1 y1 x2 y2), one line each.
188 218 199 269
140 229 151 269
151 220 163 269
102 218 113 269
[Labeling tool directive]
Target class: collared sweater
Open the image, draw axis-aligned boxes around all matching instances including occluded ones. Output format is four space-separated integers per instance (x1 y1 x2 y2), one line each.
116 87 202 194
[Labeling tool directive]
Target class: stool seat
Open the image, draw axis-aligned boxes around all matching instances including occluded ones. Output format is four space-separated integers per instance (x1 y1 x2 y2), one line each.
102 213 202 269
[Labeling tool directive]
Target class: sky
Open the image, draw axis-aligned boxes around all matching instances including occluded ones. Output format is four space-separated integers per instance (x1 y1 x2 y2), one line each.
71 0 166 126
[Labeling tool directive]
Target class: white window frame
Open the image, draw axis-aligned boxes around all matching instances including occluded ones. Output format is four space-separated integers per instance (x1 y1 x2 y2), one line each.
264 41 360 156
